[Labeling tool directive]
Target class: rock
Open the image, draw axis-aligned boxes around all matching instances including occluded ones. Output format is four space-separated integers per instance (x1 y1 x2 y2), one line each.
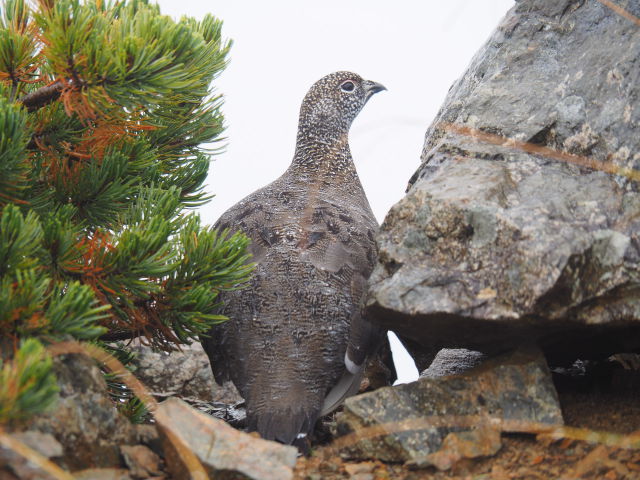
120 445 163 478
132 424 163 457
412 426 502 470
155 397 298 480
21 354 137 470
188 400 247 429
420 349 487 378
0 431 63 480
396 337 439 373
2 432 63 460
360 337 397 392
366 0 640 364
344 462 375 476
344 461 377 480
334 347 562 465
72 469 133 480
126 338 242 404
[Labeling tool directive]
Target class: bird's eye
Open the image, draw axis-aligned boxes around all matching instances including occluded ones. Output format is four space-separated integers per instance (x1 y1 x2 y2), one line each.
340 81 355 92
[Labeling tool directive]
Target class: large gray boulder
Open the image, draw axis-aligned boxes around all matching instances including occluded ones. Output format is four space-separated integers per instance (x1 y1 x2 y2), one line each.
366 0 640 365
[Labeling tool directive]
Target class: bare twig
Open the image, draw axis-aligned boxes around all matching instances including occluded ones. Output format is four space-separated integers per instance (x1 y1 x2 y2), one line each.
325 415 640 458
440 122 640 182
596 0 640 26
98 330 139 342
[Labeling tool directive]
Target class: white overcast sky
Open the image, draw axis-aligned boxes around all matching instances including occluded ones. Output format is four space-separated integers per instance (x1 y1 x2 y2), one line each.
156 0 515 383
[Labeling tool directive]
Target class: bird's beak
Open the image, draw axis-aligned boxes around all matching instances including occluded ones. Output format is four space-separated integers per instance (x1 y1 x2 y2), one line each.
363 80 387 100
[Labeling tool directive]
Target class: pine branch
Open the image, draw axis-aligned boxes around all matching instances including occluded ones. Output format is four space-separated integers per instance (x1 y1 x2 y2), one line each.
18 81 64 112
98 331 138 342
0 0 246 424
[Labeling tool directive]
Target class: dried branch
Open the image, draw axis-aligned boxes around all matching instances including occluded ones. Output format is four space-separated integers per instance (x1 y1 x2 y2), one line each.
596 0 640 26
98 330 139 342
441 122 640 182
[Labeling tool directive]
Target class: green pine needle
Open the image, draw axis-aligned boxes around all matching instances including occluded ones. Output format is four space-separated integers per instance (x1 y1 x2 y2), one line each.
0 338 59 422
0 0 253 423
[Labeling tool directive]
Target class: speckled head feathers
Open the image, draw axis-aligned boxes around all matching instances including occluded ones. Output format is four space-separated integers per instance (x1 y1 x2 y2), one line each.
297 71 386 142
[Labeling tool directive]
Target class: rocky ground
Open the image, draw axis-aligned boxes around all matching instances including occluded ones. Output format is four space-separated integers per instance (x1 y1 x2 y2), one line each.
296 367 640 480
2 342 639 480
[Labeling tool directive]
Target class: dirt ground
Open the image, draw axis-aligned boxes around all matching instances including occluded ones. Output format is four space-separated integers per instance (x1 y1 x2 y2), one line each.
295 366 640 480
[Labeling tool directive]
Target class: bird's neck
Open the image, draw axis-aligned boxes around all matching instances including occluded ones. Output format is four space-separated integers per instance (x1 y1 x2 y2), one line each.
290 130 358 179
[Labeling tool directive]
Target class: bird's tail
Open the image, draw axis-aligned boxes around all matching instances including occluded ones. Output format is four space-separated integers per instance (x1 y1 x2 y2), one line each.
248 405 318 446
320 367 364 416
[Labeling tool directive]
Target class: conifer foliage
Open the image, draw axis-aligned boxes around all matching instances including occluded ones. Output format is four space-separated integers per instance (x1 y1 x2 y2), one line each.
0 0 252 421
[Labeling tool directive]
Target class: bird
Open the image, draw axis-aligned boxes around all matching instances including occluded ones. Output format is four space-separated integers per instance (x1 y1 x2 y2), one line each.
201 71 386 445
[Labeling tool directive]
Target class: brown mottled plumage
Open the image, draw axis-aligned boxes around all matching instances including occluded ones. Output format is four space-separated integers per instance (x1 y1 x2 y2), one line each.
201 71 386 445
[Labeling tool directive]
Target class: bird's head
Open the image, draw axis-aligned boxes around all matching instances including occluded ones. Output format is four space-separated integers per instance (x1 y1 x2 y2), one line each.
297 71 386 144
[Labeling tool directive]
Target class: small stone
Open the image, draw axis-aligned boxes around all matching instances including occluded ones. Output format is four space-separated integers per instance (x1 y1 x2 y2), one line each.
133 424 162 456
349 474 374 480
344 462 376 475
416 427 502 470
0 431 65 480
490 464 510 480
120 445 163 478
8 432 63 459
319 458 340 472
72 468 133 480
